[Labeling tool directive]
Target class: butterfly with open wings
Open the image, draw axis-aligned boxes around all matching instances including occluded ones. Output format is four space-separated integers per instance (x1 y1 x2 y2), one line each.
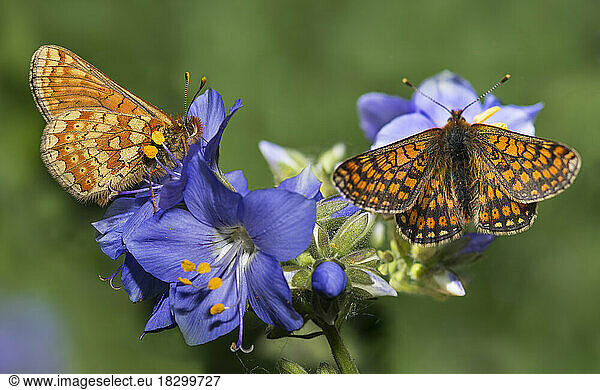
333 74 581 246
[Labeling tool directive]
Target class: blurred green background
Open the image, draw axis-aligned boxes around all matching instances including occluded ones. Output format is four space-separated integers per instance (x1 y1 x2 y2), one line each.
1 0 598 373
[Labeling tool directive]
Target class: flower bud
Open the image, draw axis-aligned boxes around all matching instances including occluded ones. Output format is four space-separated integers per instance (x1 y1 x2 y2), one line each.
311 261 347 298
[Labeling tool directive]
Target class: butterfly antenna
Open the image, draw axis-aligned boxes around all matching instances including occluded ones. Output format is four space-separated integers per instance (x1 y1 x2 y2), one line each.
462 74 511 112
402 77 452 115
185 75 207 118
183 72 191 115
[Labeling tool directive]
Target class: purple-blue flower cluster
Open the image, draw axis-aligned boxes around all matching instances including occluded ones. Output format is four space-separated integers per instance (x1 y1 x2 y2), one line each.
93 89 318 349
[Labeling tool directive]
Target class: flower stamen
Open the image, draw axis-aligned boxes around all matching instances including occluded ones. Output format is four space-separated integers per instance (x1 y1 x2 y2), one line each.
208 277 223 290
473 106 500 124
143 145 159 158
210 303 226 315
181 259 196 272
197 262 211 274
151 131 165 145
490 122 508 129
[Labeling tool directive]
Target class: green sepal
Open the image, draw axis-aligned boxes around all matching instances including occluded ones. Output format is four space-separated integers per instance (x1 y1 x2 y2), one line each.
346 267 374 285
316 362 338 374
291 269 312 290
316 199 349 221
339 249 378 269
330 212 375 257
277 358 308 374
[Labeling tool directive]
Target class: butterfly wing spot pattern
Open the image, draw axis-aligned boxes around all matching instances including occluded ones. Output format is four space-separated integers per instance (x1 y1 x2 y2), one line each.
333 112 581 246
30 45 194 205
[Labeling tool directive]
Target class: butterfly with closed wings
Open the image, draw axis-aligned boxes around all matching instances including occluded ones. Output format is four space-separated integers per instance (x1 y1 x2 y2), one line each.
30 45 204 206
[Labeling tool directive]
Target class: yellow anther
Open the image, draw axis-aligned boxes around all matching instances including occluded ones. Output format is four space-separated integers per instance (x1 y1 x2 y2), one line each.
196 262 211 274
208 277 222 290
177 277 193 286
210 303 225 315
151 131 165 145
181 260 196 272
490 122 508 129
143 145 159 158
473 106 501 124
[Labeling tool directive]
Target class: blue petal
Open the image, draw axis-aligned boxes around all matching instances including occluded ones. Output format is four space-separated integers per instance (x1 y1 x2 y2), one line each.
246 252 303 330
413 70 480 127
225 170 250 196
187 88 225 144
277 166 323 201
372 112 435 149
482 94 503 110
240 188 316 261
121 195 158 242
92 197 140 259
121 252 168 302
311 261 347 299
203 99 243 169
458 233 496 255
143 287 176 334
357 92 413 141
124 208 217 282
173 273 248 345
480 103 544 136
359 270 397 297
183 152 242 228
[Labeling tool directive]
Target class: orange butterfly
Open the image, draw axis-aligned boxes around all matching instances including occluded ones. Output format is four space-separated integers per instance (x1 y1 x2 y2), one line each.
333 76 581 246
30 45 202 205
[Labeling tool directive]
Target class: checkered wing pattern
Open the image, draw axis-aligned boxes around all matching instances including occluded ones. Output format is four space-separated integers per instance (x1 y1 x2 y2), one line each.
473 124 581 203
40 109 163 204
30 45 172 125
476 164 537 234
332 130 438 213
395 173 464 246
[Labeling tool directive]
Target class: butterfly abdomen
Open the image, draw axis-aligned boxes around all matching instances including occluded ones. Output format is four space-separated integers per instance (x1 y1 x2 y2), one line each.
443 119 477 220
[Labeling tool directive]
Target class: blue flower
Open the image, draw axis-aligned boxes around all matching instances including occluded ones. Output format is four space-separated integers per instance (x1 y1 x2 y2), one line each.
124 150 317 348
357 70 544 149
93 88 243 304
311 261 347 298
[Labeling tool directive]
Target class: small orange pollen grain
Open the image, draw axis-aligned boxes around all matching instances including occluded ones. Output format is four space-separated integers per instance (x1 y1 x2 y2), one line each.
208 277 223 290
143 145 158 158
181 259 196 272
151 131 165 145
210 303 225 315
177 277 193 286
196 262 211 274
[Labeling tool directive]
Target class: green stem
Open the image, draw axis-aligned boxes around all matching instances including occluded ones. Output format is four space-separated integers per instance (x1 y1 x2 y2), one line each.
320 323 359 374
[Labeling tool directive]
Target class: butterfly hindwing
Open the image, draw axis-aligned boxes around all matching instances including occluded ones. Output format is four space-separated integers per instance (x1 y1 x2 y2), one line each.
332 130 437 213
40 109 163 204
395 173 464 246
476 164 537 234
474 124 580 203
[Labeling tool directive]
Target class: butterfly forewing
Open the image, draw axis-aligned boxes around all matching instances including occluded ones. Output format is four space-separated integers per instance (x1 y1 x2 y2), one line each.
473 124 581 203
30 45 172 124
332 130 437 213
